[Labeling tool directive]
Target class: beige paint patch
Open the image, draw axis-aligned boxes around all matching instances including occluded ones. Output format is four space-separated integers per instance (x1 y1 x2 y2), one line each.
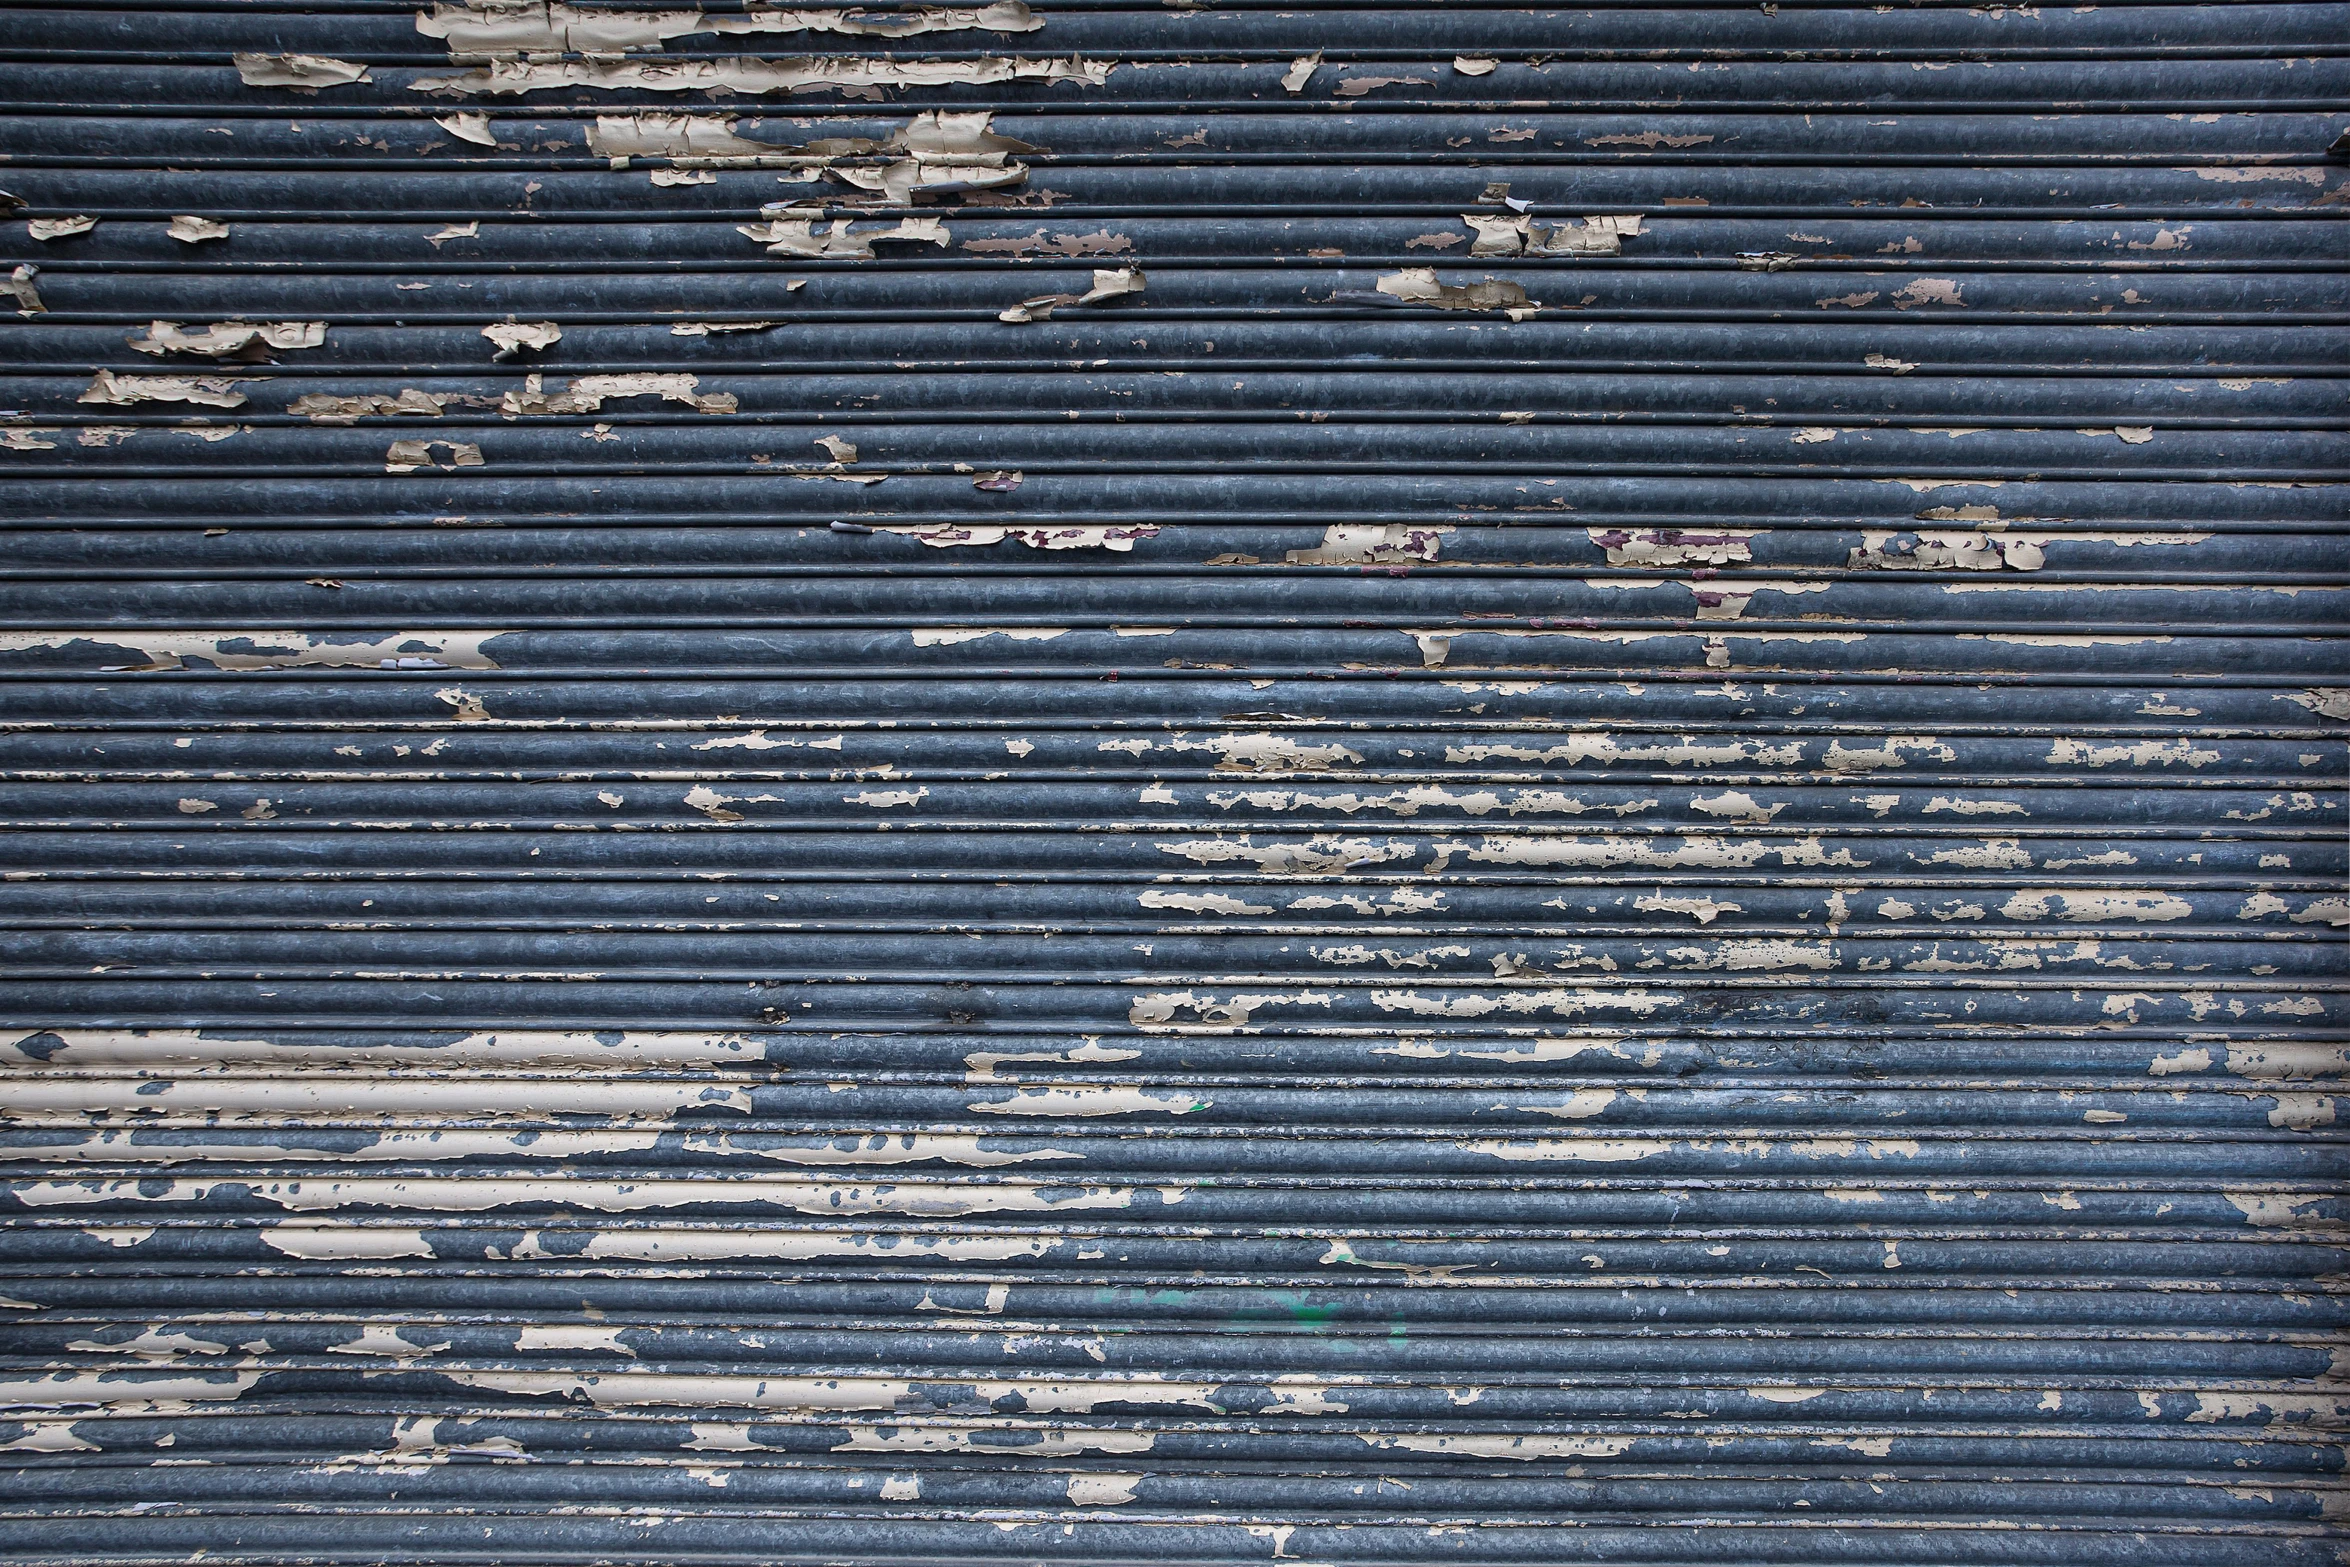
78 370 262 408
835 1425 1156 1457
2276 687 2350 721
0 1424 101 1454
688 1133 1080 1168
385 439 485 473
1361 1432 1633 1460
1891 278 1964 309
2000 889 2192 922
2225 1192 2333 1228
1587 526 1757 566
290 390 449 423
501 371 735 417
514 1324 635 1358
481 321 561 359
874 523 1158 551
0 1370 263 1407
1126 989 1334 1032
1140 731 1365 772
1333 74 1432 98
1156 835 1415 876
26 1175 1133 1221
260 1224 435 1260
1463 1137 1669 1163
547 1230 1060 1264
2148 1048 2213 1076
967 1087 1206 1117
415 53 1107 98
234 52 372 88
998 266 1144 323
1376 268 1534 314
130 320 324 359
2 264 41 315
418 1 1041 54
2257 1095 2337 1131
1589 131 1713 149
743 213 949 260
1065 1473 1141 1506
1633 893 1742 925
1448 734 1798 768
0 629 501 672
2182 165 2326 184
329 1324 454 1359
2047 737 2220 769
1285 523 1446 565
1465 212 1643 257
435 111 496 145
1690 790 1781 823
910 627 1066 647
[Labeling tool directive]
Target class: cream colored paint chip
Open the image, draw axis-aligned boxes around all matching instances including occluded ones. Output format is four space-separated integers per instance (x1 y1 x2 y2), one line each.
998 266 1145 323
412 53 1106 98
482 320 561 359
79 370 262 408
502 372 734 417
233 52 373 89
416 0 1042 53
743 213 949 260
434 112 497 146
385 439 485 474
131 321 324 358
1377 268 1535 315
1065 1473 1142 1506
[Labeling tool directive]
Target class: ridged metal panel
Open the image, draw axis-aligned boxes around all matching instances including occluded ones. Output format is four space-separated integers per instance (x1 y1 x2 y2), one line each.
0 1 2345 1560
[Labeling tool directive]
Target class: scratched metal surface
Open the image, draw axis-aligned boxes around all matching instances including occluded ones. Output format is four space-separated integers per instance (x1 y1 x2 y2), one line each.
0 1 2346 1562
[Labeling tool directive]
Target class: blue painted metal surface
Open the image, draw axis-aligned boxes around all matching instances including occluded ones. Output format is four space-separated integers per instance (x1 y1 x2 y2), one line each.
0 1 2345 1560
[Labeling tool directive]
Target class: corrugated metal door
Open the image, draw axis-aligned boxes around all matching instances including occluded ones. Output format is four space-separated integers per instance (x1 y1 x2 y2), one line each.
3 2 2346 1560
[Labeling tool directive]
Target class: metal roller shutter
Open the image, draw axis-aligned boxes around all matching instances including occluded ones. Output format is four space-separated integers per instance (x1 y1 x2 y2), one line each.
1 2 2345 1561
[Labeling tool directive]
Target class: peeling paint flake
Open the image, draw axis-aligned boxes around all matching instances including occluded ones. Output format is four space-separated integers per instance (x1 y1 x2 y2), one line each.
501 371 735 417
0 629 502 673
1466 212 1644 257
416 0 1042 55
130 320 324 360
1286 524 1446 565
1377 268 1535 316
1589 526 1757 567
79 370 262 409
481 320 561 359
385 438 485 473
998 266 1145 323
876 523 1156 551
415 52 1108 99
743 213 949 260
234 53 373 90
910 626 1067 647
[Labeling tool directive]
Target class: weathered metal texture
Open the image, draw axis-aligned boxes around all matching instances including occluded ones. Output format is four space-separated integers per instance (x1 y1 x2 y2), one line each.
0 1 2345 1562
